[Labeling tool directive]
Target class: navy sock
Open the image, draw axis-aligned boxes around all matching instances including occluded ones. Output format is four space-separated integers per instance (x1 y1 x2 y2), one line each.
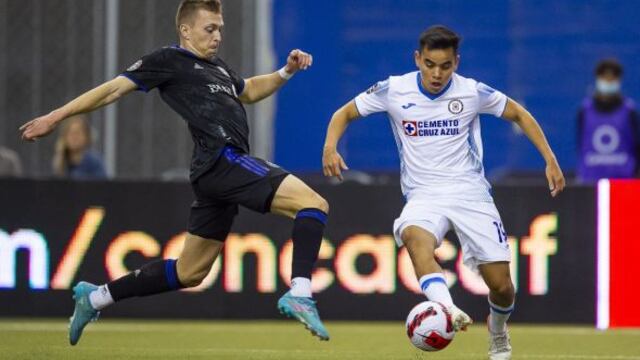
108 259 184 302
291 208 327 279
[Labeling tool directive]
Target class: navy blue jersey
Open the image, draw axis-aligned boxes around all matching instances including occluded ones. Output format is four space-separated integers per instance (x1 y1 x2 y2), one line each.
122 46 248 180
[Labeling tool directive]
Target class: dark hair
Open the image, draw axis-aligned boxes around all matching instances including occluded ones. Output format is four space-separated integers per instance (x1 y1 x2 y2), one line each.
176 0 222 32
418 25 461 53
595 58 623 77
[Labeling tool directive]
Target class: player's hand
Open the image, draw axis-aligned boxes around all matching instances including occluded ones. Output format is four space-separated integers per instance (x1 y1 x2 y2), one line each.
19 111 62 142
323 146 349 181
284 49 313 74
545 160 565 197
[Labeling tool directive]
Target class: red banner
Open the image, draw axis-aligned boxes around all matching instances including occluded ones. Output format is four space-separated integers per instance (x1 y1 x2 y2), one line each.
609 180 640 328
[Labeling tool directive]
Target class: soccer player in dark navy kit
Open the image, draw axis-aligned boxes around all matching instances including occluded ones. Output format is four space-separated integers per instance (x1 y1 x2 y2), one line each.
20 0 330 344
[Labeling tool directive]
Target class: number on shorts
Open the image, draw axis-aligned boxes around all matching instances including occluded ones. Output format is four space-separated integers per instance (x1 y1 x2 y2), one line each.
492 221 507 243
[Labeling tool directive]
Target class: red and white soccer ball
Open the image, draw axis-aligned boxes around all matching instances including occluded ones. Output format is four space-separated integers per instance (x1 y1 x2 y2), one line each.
405 301 455 351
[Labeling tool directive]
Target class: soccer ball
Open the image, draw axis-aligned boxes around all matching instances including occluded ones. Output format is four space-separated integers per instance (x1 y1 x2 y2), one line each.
405 301 455 351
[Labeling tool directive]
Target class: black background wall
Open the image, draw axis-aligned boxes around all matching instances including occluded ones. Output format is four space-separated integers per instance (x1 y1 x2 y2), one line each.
0 179 596 323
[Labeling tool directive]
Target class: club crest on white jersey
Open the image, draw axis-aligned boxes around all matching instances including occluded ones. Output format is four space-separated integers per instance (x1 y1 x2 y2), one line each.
448 99 464 114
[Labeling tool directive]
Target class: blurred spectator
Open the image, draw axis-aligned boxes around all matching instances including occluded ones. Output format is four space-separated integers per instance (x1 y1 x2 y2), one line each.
53 115 107 180
576 59 639 182
0 146 23 177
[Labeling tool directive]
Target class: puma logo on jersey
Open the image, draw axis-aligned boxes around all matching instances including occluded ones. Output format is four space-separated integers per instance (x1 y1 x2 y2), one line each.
127 60 143 72
217 66 230 78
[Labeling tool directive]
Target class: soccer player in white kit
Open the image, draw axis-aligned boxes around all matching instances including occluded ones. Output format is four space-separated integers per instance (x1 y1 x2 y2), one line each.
322 25 565 360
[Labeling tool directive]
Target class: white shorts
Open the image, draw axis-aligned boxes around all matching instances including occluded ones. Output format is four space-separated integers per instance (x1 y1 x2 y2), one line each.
393 195 511 272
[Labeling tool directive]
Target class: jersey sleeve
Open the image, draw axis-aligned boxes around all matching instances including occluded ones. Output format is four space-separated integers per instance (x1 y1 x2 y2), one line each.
120 49 174 92
354 78 390 116
476 82 508 117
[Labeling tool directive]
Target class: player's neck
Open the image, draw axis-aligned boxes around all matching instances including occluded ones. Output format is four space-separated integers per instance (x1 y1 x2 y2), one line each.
418 73 453 97
178 42 211 61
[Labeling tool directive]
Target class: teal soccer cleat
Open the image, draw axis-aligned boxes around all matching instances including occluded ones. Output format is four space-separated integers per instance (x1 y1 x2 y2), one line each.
277 291 330 341
69 281 100 346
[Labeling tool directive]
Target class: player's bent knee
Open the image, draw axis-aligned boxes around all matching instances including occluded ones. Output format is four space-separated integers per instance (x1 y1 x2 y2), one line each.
315 195 330 214
298 193 329 214
488 279 515 298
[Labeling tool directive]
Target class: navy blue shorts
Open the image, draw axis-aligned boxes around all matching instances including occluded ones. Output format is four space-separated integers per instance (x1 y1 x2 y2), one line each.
188 146 289 240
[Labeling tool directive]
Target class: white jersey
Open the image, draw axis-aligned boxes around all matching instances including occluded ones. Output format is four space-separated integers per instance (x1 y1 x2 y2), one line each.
354 72 508 201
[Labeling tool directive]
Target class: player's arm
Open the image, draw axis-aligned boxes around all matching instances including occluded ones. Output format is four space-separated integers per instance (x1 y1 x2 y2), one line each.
322 101 360 181
501 98 566 197
239 49 312 104
20 76 137 141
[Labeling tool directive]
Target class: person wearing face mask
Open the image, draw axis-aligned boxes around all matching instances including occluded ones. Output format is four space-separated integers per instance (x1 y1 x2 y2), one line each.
576 59 640 182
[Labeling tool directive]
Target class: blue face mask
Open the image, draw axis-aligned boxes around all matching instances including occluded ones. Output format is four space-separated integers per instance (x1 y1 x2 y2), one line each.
596 79 621 95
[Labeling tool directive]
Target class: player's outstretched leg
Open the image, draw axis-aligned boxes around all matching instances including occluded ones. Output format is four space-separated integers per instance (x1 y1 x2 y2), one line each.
67 258 185 346
271 175 330 341
68 234 223 345
401 225 473 331
69 282 100 345
479 262 514 360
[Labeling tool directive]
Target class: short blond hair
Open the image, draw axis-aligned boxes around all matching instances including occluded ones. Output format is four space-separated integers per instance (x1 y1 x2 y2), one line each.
175 0 222 32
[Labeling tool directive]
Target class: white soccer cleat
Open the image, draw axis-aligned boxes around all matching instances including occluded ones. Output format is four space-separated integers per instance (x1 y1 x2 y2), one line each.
449 304 473 331
488 329 512 360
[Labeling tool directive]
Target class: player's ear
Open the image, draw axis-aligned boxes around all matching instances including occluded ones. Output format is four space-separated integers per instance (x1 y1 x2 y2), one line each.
414 50 421 68
179 23 190 40
454 54 460 70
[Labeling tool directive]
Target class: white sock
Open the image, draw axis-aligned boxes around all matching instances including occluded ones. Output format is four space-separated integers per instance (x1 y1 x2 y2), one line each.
419 273 453 308
88 284 115 310
488 297 514 333
290 277 312 297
